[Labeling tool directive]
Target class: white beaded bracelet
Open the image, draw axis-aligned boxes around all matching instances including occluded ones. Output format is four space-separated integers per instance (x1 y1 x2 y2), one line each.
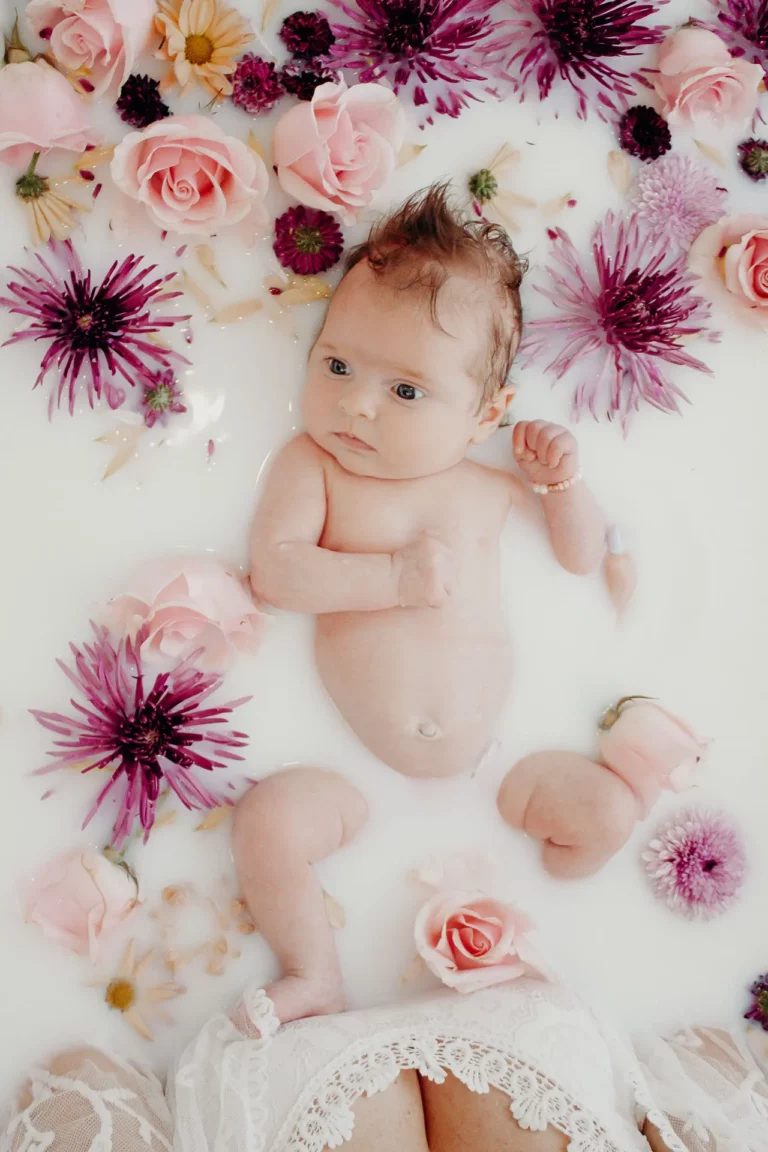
532 467 583 496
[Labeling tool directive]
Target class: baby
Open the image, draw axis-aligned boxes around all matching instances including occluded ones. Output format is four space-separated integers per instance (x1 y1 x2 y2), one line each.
239 187 610 1023
250 185 607 779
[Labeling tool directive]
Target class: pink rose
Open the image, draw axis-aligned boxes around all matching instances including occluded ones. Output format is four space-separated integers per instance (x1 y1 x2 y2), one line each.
27 0 156 99
690 214 768 329
110 115 269 236
414 891 541 994
654 28 763 128
24 848 139 960
273 78 406 224
103 555 267 672
599 698 708 817
0 59 98 168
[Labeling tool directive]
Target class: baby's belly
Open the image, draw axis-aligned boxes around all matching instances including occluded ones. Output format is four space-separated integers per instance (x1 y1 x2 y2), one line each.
315 605 512 778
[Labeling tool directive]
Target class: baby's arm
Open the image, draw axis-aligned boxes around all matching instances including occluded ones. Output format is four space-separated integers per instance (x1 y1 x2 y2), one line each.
250 434 452 612
512 421 606 575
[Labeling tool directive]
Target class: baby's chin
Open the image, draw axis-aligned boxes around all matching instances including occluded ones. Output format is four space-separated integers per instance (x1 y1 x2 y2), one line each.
309 430 430 480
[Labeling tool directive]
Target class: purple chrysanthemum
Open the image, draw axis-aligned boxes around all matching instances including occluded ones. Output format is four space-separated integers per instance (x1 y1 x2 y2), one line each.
280 57 337 99
630 155 728 251
619 105 672 161
273 206 344 275
280 10 336 57
232 54 284 114
328 0 502 123
0 240 189 417
706 0 768 81
738 136 768 180
489 0 667 120
523 212 718 430
116 75 171 130
642 808 747 921
746 973 768 1030
140 369 187 427
32 626 249 849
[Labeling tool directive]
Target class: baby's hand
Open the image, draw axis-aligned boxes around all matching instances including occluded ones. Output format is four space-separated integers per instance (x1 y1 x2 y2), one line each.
394 533 454 608
512 421 578 488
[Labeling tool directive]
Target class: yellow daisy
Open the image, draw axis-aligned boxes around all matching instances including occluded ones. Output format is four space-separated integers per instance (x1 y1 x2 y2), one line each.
94 941 185 1040
15 152 89 246
155 0 253 100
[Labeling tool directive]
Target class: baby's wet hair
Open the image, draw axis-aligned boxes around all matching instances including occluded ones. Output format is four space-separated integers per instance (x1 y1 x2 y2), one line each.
344 182 527 412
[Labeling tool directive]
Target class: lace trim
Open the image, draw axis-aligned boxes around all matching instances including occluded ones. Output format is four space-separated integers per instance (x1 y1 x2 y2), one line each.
271 1022 639 1152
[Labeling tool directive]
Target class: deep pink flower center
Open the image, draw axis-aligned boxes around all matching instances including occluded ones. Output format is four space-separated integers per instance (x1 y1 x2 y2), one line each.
381 0 433 55
116 699 177 767
537 0 660 64
64 286 122 351
599 269 681 352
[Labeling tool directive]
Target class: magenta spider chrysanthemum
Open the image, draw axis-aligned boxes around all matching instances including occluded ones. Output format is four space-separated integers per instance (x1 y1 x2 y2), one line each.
630 155 729 252
706 0 768 81
0 240 189 417
32 626 249 849
490 0 667 119
642 808 747 921
523 212 718 430
328 0 502 123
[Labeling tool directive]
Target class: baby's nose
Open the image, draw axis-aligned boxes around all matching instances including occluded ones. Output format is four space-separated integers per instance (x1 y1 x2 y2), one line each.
339 382 377 420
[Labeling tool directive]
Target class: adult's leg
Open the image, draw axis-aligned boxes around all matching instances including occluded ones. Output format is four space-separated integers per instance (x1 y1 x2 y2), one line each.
420 1073 570 1152
233 767 368 1024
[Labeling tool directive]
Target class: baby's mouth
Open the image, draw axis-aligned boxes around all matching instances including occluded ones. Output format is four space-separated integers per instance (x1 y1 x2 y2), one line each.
334 431 375 452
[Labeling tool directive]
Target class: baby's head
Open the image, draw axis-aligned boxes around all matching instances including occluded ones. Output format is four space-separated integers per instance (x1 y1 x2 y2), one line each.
303 183 526 479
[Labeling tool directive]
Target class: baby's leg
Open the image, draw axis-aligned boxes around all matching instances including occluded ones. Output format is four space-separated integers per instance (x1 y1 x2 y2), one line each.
233 767 368 1025
328 1072 429 1152
420 1073 569 1152
498 751 637 879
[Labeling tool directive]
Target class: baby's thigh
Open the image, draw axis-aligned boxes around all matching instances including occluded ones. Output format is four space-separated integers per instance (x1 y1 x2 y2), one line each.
327 1071 429 1152
420 1072 569 1152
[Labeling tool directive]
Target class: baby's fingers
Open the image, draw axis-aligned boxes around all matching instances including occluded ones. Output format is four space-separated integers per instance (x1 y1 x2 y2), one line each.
512 421 531 459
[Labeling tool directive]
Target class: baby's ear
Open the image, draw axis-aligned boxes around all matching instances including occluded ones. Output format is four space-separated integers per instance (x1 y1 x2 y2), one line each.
471 386 515 444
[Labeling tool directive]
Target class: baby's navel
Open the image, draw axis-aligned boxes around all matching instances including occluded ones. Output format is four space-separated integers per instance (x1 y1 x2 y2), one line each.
415 719 442 741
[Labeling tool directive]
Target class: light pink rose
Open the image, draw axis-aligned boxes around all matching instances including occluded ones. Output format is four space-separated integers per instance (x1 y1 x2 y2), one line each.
414 890 541 994
599 699 708 817
104 555 267 672
24 848 139 960
654 27 763 128
690 214 768 329
27 0 156 99
0 59 98 168
110 115 269 236
273 78 406 224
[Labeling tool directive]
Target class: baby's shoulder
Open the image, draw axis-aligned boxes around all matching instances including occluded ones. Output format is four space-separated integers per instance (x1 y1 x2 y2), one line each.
460 459 526 507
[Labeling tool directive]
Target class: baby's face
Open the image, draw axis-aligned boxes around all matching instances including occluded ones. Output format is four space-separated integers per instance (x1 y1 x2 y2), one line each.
303 262 506 480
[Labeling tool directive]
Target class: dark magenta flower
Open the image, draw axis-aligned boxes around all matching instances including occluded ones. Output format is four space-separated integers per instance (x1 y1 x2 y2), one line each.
232 54 284 114
32 626 249 849
492 0 667 119
280 57 337 100
141 369 187 427
116 75 171 130
273 205 344 275
706 0 768 82
523 212 718 430
746 973 768 1030
0 240 189 417
619 105 672 161
642 808 747 920
738 136 768 180
328 0 503 123
280 10 335 57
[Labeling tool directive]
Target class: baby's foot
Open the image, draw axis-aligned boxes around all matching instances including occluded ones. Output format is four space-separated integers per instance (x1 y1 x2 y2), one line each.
266 973 345 1026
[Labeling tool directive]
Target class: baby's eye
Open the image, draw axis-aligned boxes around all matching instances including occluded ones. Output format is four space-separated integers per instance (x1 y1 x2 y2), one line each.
393 383 424 401
327 357 350 376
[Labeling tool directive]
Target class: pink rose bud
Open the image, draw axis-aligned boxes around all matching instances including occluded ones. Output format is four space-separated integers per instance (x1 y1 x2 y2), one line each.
654 27 763 129
24 847 139 961
599 698 708 817
414 890 544 994
0 59 99 168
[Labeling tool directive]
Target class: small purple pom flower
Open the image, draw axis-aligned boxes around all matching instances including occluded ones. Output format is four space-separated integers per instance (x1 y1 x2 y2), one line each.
619 105 672 162
631 155 728 252
116 75 171 130
280 10 335 57
738 137 768 181
232 54 284 114
643 807 747 921
746 973 768 1030
274 205 344 275
280 57 336 100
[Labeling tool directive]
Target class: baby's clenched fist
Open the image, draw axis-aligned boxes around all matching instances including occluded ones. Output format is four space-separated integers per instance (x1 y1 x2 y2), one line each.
512 421 579 488
393 533 454 608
